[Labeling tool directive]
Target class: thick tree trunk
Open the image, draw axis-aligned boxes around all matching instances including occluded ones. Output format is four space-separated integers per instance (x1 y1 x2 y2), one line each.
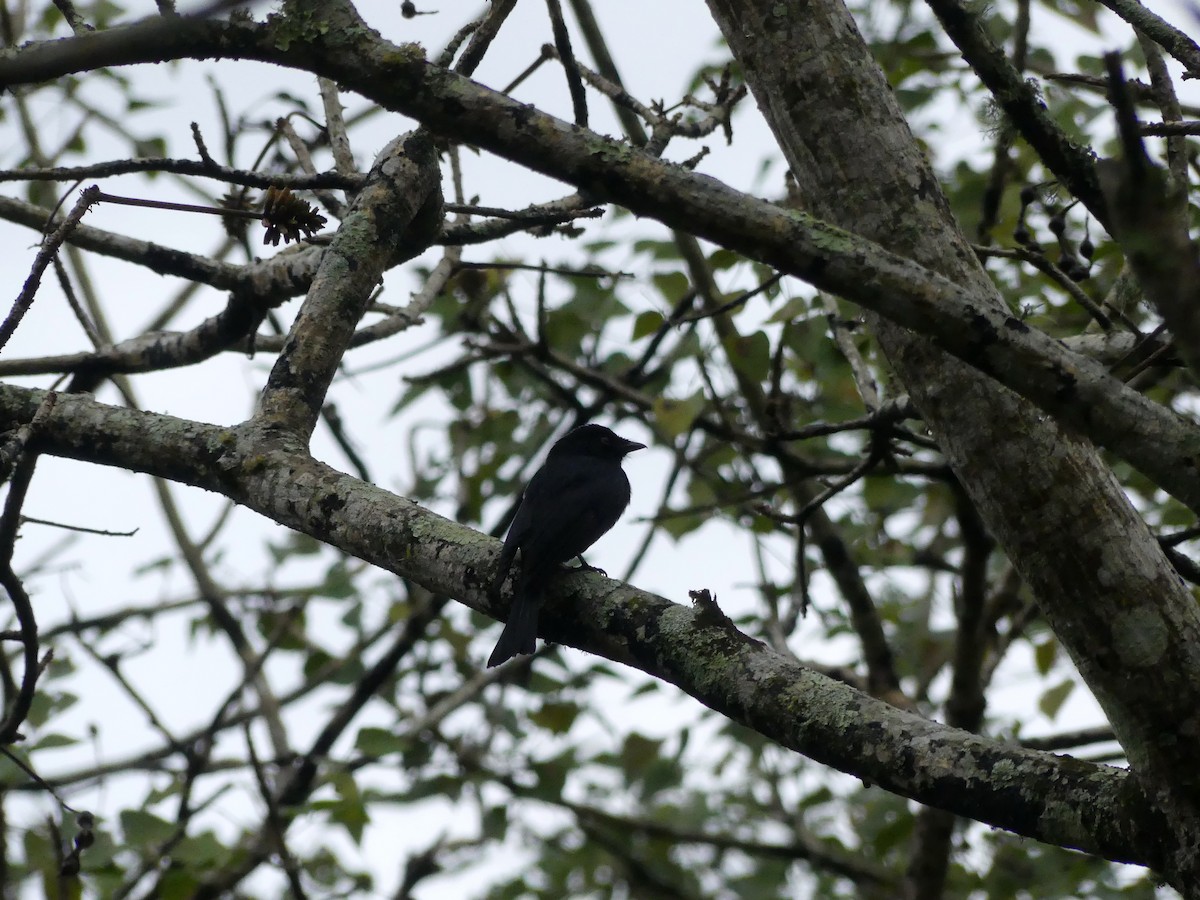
707 0 1200 893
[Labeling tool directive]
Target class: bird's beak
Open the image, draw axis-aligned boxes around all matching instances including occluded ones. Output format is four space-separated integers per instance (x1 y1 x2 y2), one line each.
621 438 647 454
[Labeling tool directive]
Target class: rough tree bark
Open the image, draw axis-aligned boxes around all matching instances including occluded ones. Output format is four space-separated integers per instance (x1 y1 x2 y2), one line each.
706 0 1200 895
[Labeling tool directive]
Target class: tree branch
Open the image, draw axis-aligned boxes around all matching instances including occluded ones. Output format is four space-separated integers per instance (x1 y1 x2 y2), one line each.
0 384 1165 871
2 11 1198 512
253 130 441 436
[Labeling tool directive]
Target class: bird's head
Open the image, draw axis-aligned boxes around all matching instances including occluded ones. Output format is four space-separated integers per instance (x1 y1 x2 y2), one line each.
549 424 645 460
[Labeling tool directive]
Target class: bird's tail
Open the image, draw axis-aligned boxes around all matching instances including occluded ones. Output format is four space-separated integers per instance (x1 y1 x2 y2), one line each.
487 589 540 667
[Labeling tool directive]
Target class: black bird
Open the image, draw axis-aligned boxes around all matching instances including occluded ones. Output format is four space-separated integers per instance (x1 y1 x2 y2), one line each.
487 424 644 667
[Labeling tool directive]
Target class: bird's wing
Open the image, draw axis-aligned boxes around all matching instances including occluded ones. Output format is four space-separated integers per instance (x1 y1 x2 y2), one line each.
510 457 630 585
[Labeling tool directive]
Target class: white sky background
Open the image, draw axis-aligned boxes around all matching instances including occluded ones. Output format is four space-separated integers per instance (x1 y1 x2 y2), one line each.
0 0 1193 896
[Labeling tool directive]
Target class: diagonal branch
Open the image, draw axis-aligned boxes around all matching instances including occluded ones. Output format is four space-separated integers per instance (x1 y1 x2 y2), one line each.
1092 0 1200 77
253 130 442 436
1098 54 1200 384
923 0 1107 224
0 383 1167 872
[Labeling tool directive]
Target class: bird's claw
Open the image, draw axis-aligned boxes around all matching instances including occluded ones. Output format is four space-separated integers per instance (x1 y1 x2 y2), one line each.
573 555 607 577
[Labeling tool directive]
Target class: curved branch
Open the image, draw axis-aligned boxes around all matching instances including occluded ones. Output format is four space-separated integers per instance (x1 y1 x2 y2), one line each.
2 12 1199 513
63 288 277 391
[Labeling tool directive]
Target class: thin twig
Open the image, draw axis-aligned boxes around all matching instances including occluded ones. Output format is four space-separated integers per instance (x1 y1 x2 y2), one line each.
318 77 356 178
0 392 58 745
544 0 588 126
0 158 359 189
1 187 99 354
20 516 137 537
50 0 92 34
92 188 259 220
454 0 519 77
671 273 783 324
244 724 308 899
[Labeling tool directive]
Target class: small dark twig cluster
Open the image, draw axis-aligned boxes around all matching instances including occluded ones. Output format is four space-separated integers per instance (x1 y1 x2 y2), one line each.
1013 185 1094 283
57 811 94 877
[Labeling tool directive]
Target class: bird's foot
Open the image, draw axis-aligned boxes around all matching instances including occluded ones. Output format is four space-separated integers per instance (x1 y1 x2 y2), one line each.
573 555 607 577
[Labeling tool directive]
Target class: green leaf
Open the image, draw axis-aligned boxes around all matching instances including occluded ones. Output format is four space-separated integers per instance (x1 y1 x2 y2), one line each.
121 809 175 847
1034 638 1057 676
708 248 742 270
356 726 407 757
403 773 464 803
268 531 322 564
766 294 810 323
319 559 356 599
171 831 228 865
632 310 665 340
133 555 174 576
327 772 369 844
42 870 80 900
531 751 572 797
29 732 77 751
872 803 914 855
633 238 680 259
653 392 706 438
133 136 167 158
620 732 662 781
639 757 683 799
653 271 690 305
659 509 706 540
722 330 771 383
482 804 508 841
529 700 581 735
1039 679 1075 721
158 871 202 900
